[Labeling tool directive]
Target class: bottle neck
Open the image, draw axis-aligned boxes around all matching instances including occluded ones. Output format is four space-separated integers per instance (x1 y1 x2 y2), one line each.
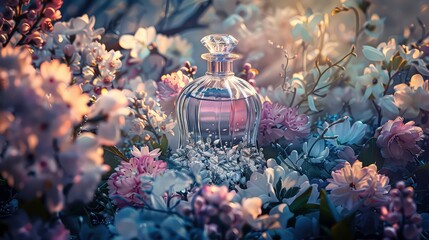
206 60 234 75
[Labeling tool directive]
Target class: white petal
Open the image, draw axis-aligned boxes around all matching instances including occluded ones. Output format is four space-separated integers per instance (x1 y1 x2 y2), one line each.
362 46 385 61
307 95 318 112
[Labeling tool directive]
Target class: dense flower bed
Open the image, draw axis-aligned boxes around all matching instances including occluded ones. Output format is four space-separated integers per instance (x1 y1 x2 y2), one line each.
0 0 429 239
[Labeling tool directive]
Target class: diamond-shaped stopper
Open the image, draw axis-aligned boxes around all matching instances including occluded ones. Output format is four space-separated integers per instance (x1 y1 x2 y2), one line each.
201 34 238 55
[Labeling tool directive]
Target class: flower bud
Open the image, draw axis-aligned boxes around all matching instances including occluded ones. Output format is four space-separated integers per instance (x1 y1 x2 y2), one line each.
403 224 419 239
395 181 405 190
3 7 15 20
19 22 31 34
27 10 38 20
383 227 397 238
40 18 53 32
243 63 251 71
44 7 56 19
0 32 7 44
63 44 76 57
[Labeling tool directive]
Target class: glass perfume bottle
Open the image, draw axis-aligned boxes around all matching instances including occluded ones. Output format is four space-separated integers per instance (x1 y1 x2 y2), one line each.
176 34 261 148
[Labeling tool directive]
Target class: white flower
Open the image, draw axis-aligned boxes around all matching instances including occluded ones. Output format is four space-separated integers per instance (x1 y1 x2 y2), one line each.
119 27 156 59
376 95 400 121
394 74 429 118
321 118 367 146
156 34 193 65
399 45 429 76
290 13 324 44
362 38 397 63
326 160 390 210
151 170 193 196
356 64 389 100
53 15 105 51
302 137 329 163
363 14 385 38
89 89 130 145
236 159 318 206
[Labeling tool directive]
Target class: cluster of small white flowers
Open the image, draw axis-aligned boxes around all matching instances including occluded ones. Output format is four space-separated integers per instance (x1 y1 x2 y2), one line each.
170 139 265 188
34 15 122 95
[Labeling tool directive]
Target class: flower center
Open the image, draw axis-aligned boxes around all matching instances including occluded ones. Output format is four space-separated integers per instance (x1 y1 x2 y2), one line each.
372 78 378 85
349 182 356 189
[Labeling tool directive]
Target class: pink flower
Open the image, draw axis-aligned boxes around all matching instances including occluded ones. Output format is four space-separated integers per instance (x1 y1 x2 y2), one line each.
326 160 390 210
107 146 167 207
376 116 423 166
258 101 310 145
157 70 190 117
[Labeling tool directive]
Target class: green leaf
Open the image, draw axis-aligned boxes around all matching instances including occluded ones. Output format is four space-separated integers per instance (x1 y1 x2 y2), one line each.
103 145 128 161
320 189 341 228
102 146 125 180
283 186 300 199
289 187 313 213
357 138 384 169
331 214 355 240
160 134 169 155
413 164 429 190
20 198 52 220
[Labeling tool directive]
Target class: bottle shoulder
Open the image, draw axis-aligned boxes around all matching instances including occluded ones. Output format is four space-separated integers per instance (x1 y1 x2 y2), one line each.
179 74 259 100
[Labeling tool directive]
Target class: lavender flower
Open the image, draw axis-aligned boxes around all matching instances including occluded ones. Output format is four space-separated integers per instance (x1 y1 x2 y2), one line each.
381 181 422 240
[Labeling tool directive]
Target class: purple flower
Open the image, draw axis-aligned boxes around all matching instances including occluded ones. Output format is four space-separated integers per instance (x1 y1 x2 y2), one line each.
258 101 310 145
107 146 167 207
381 181 422 240
376 117 423 166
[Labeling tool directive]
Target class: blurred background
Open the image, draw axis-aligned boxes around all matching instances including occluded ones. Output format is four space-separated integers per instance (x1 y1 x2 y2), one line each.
57 0 429 87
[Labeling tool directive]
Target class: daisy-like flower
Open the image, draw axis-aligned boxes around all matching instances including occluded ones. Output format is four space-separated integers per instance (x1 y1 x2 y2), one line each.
235 159 319 206
326 160 390 210
363 14 385 38
119 27 156 59
321 118 367 146
376 116 423 166
39 59 72 96
394 74 429 118
356 64 389 100
107 146 166 207
302 137 329 163
157 70 191 117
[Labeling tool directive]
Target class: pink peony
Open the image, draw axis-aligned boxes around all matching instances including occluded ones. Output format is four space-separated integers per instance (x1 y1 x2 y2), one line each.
157 70 190 117
258 101 310 145
376 116 423 166
107 146 167 207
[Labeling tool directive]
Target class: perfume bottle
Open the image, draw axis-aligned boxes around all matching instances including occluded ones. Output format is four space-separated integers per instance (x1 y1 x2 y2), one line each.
176 34 261 148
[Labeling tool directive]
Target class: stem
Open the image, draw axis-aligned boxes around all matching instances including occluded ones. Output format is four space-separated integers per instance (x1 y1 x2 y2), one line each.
295 46 356 108
383 70 400 96
307 116 348 156
350 7 360 44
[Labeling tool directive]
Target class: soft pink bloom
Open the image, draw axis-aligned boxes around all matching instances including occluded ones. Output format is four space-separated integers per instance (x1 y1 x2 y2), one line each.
376 116 423 166
157 70 190 117
258 101 310 145
108 146 166 207
326 160 390 210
